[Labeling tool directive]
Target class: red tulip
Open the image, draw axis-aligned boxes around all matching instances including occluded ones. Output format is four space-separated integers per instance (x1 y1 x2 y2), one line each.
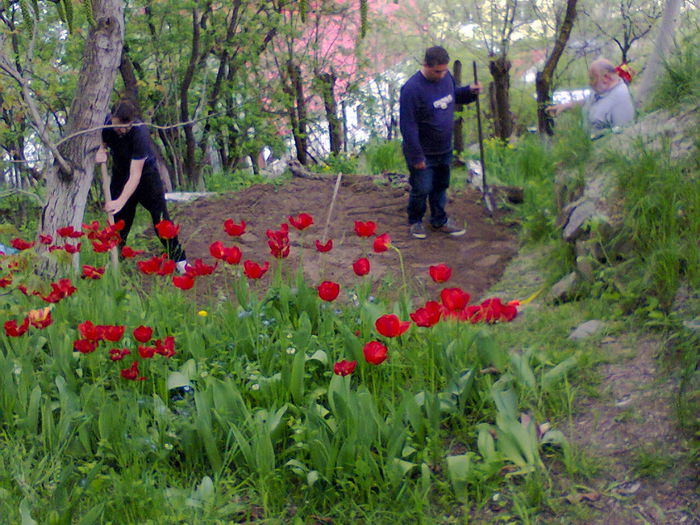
109 348 131 361
155 336 176 358
222 245 242 265
354 220 377 237
266 224 290 259
81 265 105 280
78 320 104 341
352 257 371 276
133 325 153 343
440 287 471 311
223 219 246 237
243 260 269 279
10 238 34 251
74 339 98 354
64 242 82 254
173 275 195 290
137 254 175 276
363 341 388 365
315 239 333 253
461 305 483 323
121 361 146 381
155 220 180 239
121 246 144 258
91 239 116 253
333 359 357 376
209 241 225 259
0 275 12 288
39 234 53 245
57 226 84 238
4 318 29 337
318 281 340 302
101 325 125 342
138 345 156 358
156 259 175 276
410 301 443 328
39 279 77 303
27 307 52 329
478 298 517 323
185 259 217 277
211 242 243 265
288 213 314 230
375 314 411 337
373 233 391 253
429 264 452 283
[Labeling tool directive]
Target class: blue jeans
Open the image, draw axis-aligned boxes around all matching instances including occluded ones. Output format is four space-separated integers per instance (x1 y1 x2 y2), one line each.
406 152 451 227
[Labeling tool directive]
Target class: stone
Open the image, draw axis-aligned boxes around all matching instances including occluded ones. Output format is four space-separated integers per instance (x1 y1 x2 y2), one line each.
569 320 605 340
562 200 598 242
547 272 578 303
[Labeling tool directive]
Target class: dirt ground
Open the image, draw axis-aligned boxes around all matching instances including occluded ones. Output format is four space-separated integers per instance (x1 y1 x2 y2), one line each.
170 175 518 302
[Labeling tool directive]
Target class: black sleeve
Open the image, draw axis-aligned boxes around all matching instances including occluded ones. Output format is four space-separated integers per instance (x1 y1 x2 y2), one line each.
455 86 478 105
130 124 153 160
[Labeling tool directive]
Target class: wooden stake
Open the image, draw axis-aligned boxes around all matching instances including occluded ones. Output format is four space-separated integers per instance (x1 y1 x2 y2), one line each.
99 161 119 269
322 172 343 242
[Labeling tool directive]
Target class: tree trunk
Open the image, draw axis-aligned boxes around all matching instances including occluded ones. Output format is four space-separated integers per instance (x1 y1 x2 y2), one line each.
288 61 308 165
318 72 343 155
536 0 578 136
39 0 124 274
635 0 683 109
488 56 513 141
181 4 202 189
341 99 348 152
453 59 464 156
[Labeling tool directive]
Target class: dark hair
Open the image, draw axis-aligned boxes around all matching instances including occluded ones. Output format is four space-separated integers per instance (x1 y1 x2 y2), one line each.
424 46 450 67
111 99 139 123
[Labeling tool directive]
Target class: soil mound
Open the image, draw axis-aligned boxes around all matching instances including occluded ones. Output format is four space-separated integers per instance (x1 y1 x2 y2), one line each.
172 176 518 301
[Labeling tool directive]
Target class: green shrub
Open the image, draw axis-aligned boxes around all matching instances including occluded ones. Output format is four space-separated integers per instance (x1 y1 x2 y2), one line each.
362 139 405 174
203 169 274 192
311 153 359 175
604 143 700 310
649 26 700 111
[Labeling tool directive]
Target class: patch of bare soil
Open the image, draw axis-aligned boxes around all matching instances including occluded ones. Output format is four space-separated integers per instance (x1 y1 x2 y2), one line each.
561 335 699 524
171 176 518 302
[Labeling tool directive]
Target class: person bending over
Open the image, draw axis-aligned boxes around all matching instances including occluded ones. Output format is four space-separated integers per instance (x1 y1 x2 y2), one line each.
97 99 187 271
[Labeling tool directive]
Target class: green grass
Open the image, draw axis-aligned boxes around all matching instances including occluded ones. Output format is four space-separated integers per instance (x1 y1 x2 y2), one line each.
649 24 700 111
0 217 596 523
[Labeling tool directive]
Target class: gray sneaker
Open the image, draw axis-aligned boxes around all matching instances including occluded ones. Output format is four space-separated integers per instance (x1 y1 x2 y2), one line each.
409 222 427 239
431 219 466 236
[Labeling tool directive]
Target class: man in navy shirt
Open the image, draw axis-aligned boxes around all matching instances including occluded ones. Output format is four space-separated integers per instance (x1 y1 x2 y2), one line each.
400 46 481 239
97 100 187 269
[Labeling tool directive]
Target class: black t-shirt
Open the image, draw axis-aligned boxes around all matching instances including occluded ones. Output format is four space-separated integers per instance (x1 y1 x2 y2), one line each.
102 117 158 182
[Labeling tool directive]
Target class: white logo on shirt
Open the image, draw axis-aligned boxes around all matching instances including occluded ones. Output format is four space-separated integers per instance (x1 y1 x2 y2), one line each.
433 94 453 110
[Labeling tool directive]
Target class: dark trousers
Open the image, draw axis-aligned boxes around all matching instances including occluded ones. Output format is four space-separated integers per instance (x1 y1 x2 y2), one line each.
406 152 452 227
111 173 186 262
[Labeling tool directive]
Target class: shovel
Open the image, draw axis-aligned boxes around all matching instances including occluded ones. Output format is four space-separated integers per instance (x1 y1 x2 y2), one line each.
98 154 119 270
472 61 496 215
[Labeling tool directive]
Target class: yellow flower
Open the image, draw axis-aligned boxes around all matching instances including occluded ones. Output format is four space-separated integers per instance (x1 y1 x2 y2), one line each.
27 306 52 328
198 310 208 317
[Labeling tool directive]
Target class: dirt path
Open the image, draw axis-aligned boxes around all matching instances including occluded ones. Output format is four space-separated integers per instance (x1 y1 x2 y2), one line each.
563 335 699 524
170 176 518 302
489 250 699 524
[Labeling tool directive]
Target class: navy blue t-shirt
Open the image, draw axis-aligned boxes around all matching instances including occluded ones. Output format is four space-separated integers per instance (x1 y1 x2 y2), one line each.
399 71 476 166
102 117 158 183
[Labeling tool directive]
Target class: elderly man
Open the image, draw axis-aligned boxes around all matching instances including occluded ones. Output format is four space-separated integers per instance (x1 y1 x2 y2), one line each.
548 58 634 137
